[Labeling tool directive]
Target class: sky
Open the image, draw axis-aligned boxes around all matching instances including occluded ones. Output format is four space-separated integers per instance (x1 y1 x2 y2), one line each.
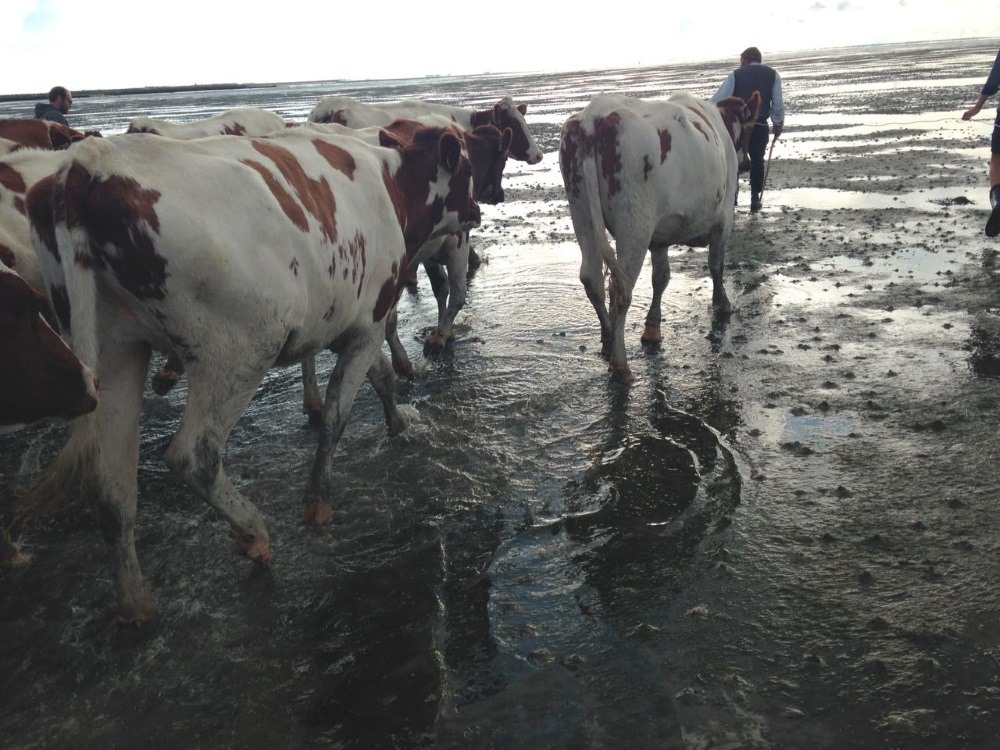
2 0 998 93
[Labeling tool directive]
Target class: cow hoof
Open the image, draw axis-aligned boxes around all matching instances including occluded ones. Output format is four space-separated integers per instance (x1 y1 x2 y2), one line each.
640 325 662 346
392 358 416 378
151 367 181 396
116 591 155 626
302 500 333 526
0 548 30 568
714 299 733 317
609 363 634 384
424 332 447 354
231 527 272 564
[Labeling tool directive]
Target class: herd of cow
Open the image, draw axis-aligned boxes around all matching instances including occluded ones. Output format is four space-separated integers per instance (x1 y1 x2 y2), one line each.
0 88 761 622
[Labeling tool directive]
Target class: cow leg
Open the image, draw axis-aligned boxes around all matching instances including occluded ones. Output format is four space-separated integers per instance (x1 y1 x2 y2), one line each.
164 363 271 566
579 246 613 358
90 341 155 624
435 233 470 348
423 258 451 353
708 229 732 314
367 351 406 437
301 356 324 425
642 246 671 346
384 308 415 377
302 331 383 525
606 244 647 383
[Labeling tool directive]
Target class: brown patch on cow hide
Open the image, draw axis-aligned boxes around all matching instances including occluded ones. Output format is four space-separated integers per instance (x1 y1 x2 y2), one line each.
594 114 623 198
224 123 247 136
343 232 367 298
312 139 357 180
25 174 60 262
372 261 400 323
80 170 168 300
250 140 338 245
14 196 26 216
691 121 710 141
559 119 584 199
0 243 16 268
0 164 27 194
242 159 309 232
658 129 672 164
686 107 718 142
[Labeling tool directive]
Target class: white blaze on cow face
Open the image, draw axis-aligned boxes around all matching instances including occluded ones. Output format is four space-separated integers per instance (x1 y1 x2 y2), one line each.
427 130 480 239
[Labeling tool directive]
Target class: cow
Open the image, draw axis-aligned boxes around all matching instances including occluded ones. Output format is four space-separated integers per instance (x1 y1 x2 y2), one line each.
294 118 511 421
24 124 479 623
559 91 761 383
308 95 543 165
0 263 99 566
126 107 290 138
148 118 510 421
0 119 99 150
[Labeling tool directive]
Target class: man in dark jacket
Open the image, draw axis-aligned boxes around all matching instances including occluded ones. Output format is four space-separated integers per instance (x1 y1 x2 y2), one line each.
962 46 1000 237
34 86 73 126
711 47 784 213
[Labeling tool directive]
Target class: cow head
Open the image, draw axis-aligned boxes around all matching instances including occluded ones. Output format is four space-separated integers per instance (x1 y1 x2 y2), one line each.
716 92 761 172
466 124 512 204
471 97 543 165
46 122 93 150
380 125 481 256
0 268 98 431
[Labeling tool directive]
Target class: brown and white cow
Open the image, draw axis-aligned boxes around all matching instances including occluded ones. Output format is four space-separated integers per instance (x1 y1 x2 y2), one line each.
25 124 479 622
147 118 510 422
0 119 99 150
306 119 511 352
126 107 290 138
559 91 760 382
308 95 543 165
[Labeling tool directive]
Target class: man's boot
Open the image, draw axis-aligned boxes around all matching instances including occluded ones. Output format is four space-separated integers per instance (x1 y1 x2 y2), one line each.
750 192 762 213
986 185 1000 238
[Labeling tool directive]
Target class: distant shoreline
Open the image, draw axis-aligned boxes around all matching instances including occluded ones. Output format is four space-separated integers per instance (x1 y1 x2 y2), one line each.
0 82 281 104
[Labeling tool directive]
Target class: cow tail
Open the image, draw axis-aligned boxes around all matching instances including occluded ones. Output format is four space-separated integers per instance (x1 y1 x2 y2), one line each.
17 173 101 523
579 149 628 306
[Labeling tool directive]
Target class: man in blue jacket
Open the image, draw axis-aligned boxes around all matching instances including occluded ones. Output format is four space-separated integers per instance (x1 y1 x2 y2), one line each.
711 47 785 213
962 47 1000 237
34 86 73 126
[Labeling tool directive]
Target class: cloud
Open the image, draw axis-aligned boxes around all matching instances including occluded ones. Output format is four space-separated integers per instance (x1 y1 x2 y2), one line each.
23 0 57 34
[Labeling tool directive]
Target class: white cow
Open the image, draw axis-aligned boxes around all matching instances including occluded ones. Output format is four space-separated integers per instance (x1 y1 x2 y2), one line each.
559 92 760 382
126 107 289 138
308 95 543 165
25 124 480 622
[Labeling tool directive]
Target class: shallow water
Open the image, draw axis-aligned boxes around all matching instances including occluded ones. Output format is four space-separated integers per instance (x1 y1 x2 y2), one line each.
3 38 1000 749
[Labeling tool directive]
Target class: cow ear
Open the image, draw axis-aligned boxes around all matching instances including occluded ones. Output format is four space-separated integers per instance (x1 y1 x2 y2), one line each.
500 127 512 153
517 104 527 115
379 129 406 150
440 132 462 172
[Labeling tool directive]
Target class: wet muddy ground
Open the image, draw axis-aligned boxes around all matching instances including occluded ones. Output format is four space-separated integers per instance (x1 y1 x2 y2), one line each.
2 38 1000 749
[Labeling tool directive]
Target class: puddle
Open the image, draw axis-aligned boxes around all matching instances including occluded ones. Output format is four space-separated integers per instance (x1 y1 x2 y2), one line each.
764 186 981 212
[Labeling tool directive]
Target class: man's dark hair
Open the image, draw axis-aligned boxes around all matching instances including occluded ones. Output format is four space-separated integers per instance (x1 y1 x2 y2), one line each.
740 47 763 64
48 86 69 102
